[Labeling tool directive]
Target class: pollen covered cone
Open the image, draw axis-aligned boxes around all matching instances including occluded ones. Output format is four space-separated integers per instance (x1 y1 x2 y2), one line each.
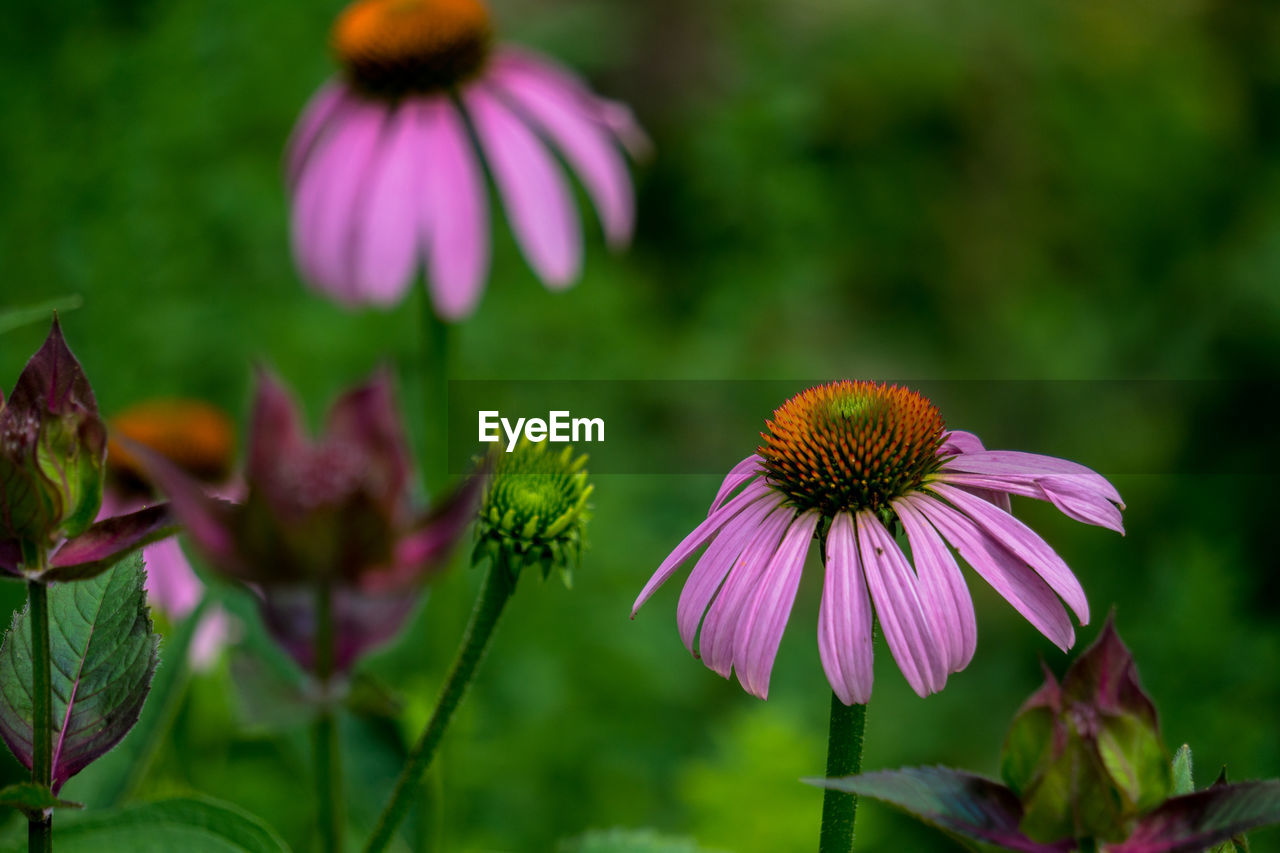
334 0 492 96
135 369 483 675
758 381 946 516
635 380 1124 705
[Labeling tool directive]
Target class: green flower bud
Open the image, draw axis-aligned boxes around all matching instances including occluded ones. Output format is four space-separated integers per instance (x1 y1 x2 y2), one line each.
0 318 107 563
1001 616 1172 844
473 441 592 586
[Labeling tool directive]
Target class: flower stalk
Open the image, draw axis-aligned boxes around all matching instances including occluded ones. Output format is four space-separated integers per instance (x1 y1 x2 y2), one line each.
819 694 867 853
28 575 53 853
363 562 514 853
314 581 344 853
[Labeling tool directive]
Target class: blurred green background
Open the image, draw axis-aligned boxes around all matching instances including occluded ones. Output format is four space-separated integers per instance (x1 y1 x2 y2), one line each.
1 0 1279 850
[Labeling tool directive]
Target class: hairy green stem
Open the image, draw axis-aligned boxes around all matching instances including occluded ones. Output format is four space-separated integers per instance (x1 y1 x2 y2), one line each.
363 563 514 853
819 694 868 853
314 582 343 853
28 579 53 853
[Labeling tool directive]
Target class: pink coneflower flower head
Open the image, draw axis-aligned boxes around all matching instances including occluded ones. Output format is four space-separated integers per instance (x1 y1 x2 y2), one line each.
286 0 645 320
633 381 1125 705
137 369 483 674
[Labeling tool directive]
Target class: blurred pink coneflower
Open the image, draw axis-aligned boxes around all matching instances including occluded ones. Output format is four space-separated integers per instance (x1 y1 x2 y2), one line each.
633 381 1125 704
286 0 646 320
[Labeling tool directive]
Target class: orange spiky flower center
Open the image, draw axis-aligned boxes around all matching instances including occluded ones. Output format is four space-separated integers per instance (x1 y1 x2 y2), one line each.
757 381 946 516
333 0 492 97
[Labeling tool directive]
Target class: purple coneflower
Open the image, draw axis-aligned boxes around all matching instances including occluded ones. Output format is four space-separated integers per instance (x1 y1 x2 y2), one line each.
286 0 645 319
633 381 1125 704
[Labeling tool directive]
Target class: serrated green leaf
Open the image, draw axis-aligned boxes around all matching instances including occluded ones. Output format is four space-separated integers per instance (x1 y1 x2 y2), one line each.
1172 745 1194 796
0 795 289 852
0 781 82 820
0 552 158 790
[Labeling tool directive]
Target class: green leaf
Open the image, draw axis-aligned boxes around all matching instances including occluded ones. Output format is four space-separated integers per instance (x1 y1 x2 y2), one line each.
0 297 82 338
0 796 289 852
0 552 158 790
1171 745 1194 796
0 781 82 821
556 827 725 853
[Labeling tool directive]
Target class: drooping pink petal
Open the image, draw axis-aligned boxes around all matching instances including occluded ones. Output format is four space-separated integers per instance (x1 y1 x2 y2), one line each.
941 451 1124 507
938 430 987 457
856 511 948 697
489 46 651 155
698 504 796 678
285 79 350 191
348 104 422 305
732 509 819 699
677 491 783 653
631 479 773 615
464 86 582 288
909 493 1075 651
818 511 875 705
708 455 765 515
487 66 634 247
893 497 978 673
1038 475 1126 534
417 99 490 320
928 483 1090 626
291 99 389 301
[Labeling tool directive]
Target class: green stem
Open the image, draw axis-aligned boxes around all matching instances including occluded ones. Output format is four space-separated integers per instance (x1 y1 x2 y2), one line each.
421 293 451 499
363 563 514 853
314 583 343 853
28 579 53 853
818 693 867 853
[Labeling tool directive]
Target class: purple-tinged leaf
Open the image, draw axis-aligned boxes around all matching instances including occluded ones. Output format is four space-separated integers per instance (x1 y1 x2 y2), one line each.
257 584 419 675
121 438 242 574
806 767 1073 853
324 369 413 522
42 504 176 582
0 540 18 576
245 369 307 507
0 551 158 791
1108 781 1280 853
374 471 484 591
1062 614 1158 727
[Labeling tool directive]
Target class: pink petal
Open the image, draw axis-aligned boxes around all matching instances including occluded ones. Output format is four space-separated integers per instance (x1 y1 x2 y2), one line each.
938 430 987 457
285 79 350 191
893 497 978 672
856 511 948 697
941 450 1124 507
677 491 783 653
732 510 819 699
818 511 874 705
487 66 634 247
142 536 203 618
348 104 422 306
928 483 1090 626
417 99 490 320
1038 475 1126 534
708 455 765 515
292 99 389 302
909 493 1075 651
464 86 582 288
631 479 773 615
698 505 795 678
